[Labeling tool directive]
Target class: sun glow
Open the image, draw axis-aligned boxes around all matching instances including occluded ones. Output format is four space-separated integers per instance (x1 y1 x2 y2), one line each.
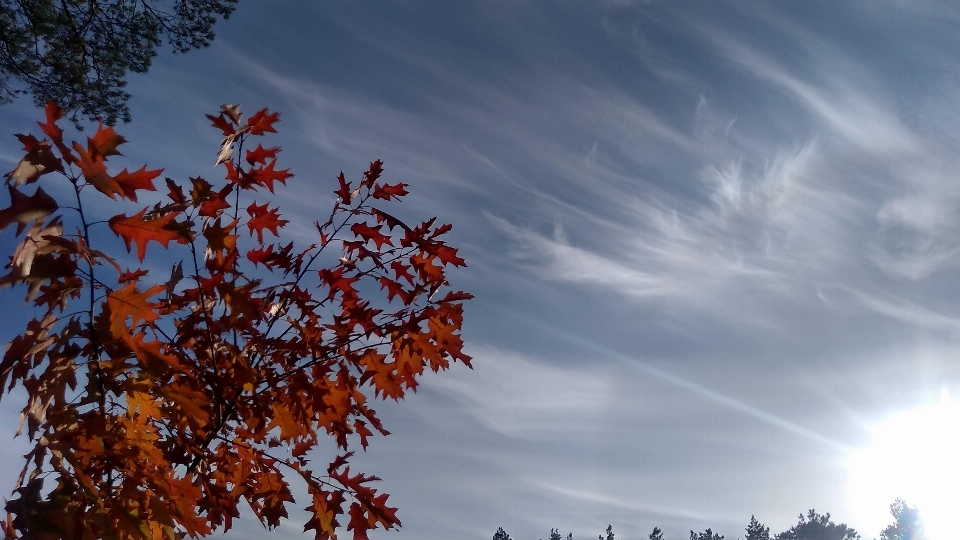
847 400 960 540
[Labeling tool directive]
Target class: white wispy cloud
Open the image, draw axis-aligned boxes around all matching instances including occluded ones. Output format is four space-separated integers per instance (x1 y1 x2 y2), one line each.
691 13 960 282
486 134 860 326
844 286 960 334
423 346 618 439
535 482 741 527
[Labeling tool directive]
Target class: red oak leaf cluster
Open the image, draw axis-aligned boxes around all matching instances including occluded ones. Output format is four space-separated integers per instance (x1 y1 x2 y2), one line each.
0 103 472 540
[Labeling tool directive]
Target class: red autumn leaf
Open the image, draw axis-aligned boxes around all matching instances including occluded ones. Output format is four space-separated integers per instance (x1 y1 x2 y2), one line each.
246 245 275 267
370 208 411 232
246 202 288 242
72 141 119 198
350 223 392 250
246 160 293 193
206 112 235 136
327 452 355 474
390 260 414 285
347 503 373 540
37 101 64 147
378 277 410 304
113 166 162 202
410 252 444 282
371 182 408 201
437 290 474 303
190 176 215 203
435 245 467 267
268 402 300 441
336 172 352 204
87 124 126 158
246 109 281 136
7 134 63 184
166 177 187 204
0 185 58 234
202 218 239 254
198 185 233 217
361 160 384 189
318 267 359 300
245 144 280 165
430 222 453 238
117 268 148 283
106 282 165 337
109 209 186 261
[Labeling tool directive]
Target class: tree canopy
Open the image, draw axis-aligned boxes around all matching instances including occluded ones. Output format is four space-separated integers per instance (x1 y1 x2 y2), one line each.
880 499 923 540
775 510 860 540
746 515 771 540
0 0 237 125
690 527 724 540
504 505 913 540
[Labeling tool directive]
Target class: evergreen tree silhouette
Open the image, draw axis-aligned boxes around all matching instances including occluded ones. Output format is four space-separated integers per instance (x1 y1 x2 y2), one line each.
746 516 771 540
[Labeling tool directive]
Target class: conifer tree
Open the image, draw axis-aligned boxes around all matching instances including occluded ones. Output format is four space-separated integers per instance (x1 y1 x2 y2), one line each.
0 0 237 125
775 510 859 540
690 528 724 540
746 516 771 540
879 500 923 540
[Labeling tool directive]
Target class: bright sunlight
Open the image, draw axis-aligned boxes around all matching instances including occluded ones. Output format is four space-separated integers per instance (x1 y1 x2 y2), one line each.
847 399 960 540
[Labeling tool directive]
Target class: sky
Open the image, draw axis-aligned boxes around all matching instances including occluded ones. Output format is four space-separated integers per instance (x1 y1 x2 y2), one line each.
3 1 960 540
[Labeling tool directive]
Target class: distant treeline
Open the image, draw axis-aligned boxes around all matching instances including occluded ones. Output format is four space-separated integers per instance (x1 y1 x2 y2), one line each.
492 499 923 540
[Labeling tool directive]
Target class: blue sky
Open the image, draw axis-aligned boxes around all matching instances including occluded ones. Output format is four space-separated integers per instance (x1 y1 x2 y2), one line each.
3 1 960 540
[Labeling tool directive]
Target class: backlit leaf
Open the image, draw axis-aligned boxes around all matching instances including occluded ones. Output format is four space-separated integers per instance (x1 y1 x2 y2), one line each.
109 209 186 261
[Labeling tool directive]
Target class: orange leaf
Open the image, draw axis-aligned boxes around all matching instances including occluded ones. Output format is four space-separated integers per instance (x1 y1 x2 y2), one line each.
246 202 288 242
268 403 300 440
118 268 148 283
88 124 127 158
72 141 120 198
246 109 280 136
371 183 408 201
347 503 372 540
37 101 64 147
246 160 293 193
245 144 280 165
350 223 392 250
109 209 186 261
106 282 164 337
113 166 162 202
206 112 235 136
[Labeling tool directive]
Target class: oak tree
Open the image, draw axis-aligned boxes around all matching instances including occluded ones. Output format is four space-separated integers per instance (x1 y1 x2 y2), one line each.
0 0 237 125
0 102 472 540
